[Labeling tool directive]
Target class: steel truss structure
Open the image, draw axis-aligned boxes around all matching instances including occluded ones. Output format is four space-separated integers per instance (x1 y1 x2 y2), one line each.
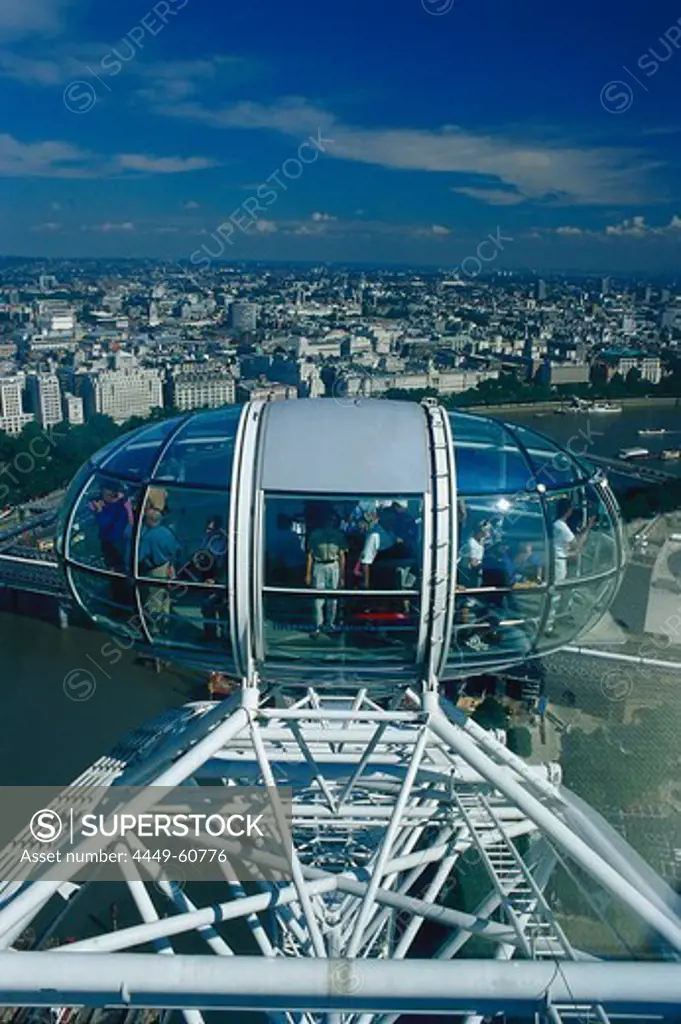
0 679 680 1024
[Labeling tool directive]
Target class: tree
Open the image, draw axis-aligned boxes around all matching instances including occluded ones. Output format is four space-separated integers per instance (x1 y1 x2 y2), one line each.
507 727 532 757
626 366 642 390
471 696 508 731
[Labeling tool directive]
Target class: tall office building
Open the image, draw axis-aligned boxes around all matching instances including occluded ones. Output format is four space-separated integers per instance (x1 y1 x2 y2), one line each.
26 372 63 428
169 370 236 411
535 279 547 301
0 375 33 435
62 392 84 425
229 300 258 334
84 367 163 424
600 276 610 296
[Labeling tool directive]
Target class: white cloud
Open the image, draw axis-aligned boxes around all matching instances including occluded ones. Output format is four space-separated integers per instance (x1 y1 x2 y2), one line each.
81 221 135 233
183 200 200 209
0 134 92 177
269 215 456 241
604 215 649 238
30 221 62 232
452 186 527 206
539 214 681 240
157 96 663 206
310 211 337 222
0 50 71 84
254 219 277 234
0 134 218 178
0 0 75 41
116 153 217 174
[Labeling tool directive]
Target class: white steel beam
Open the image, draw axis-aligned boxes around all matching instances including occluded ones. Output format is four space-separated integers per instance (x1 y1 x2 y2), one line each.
428 708 681 953
0 955 679 1013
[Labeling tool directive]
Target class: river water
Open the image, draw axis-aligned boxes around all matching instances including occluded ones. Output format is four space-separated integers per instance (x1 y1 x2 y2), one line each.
499 403 681 478
0 614 197 786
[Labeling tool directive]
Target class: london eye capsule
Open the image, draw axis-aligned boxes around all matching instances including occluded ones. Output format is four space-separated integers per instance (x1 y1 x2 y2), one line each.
56 399 626 687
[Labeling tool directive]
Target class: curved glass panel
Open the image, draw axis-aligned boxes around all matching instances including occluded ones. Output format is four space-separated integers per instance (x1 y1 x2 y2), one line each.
137 486 228 584
450 413 531 495
456 494 548 590
61 410 240 676
154 406 243 486
90 435 128 468
539 575 618 649
69 566 138 636
545 486 620 584
449 591 543 667
56 462 94 557
67 474 141 574
100 419 180 481
581 483 620 577
505 422 589 489
139 582 230 655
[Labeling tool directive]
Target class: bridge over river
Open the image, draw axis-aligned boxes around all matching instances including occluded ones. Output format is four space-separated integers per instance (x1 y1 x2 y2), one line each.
587 453 680 485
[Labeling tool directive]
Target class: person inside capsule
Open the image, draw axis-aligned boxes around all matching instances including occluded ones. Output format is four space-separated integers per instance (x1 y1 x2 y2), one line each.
138 489 180 636
305 508 347 637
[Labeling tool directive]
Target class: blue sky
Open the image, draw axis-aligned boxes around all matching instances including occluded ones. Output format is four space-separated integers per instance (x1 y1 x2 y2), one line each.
1 0 681 269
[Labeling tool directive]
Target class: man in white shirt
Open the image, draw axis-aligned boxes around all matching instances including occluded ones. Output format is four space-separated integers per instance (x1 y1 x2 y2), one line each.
457 519 492 590
546 499 596 634
360 502 417 590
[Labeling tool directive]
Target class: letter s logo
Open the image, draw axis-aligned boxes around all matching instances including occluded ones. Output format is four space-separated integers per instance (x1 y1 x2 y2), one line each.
29 809 63 843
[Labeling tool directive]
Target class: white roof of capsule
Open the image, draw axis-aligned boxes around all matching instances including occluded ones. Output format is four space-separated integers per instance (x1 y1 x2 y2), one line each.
259 398 430 494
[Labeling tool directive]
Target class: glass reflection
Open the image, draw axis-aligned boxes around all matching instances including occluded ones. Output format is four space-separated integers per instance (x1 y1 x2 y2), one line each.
449 591 543 664
504 422 588 488
69 567 137 633
450 413 530 495
154 406 242 487
544 489 616 586
262 592 419 664
99 419 178 480
579 483 619 577
56 462 94 558
540 576 617 649
68 475 139 574
139 583 230 651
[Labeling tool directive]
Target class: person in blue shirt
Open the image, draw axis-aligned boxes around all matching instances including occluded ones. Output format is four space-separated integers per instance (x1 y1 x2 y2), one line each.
138 496 180 634
90 485 133 573
89 485 134 612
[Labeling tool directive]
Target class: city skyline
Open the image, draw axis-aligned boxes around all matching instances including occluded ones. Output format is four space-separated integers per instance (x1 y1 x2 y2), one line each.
1 0 681 269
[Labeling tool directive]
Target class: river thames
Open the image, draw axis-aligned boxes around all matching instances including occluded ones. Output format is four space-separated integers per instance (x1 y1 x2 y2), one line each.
499 402 681 478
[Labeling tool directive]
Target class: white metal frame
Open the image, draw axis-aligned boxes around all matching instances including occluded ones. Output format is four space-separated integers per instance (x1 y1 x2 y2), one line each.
0 681 678 1024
